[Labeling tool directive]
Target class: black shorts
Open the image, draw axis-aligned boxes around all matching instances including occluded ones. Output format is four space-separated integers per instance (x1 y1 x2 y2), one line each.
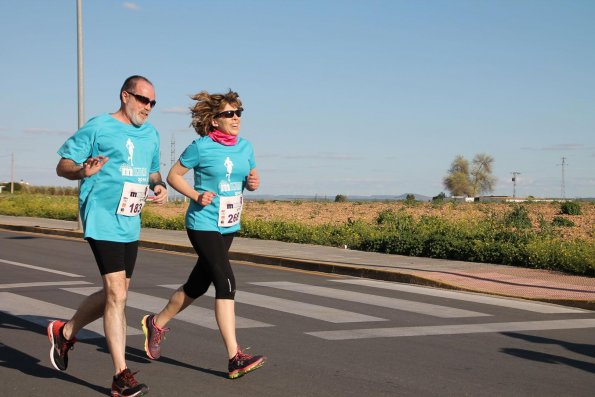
183 230 236 300
87 238 139 278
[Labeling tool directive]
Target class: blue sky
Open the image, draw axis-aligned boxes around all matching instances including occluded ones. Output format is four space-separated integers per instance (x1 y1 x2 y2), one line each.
1 0 593 198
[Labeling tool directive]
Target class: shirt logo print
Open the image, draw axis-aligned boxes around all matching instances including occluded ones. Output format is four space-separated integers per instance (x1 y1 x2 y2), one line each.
224 157 234 181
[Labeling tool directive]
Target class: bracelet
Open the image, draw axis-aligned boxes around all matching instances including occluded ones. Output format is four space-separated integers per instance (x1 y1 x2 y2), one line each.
150 181 167 190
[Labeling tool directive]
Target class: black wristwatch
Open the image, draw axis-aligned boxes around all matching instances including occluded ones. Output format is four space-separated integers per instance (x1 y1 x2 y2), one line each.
150 181 167 190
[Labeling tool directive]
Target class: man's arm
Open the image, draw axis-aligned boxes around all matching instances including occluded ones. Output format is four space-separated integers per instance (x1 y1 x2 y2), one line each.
56 156 109 180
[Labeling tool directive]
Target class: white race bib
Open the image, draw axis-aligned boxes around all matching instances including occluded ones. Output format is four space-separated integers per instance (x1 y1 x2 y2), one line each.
218 195 243 227
117 182 148 217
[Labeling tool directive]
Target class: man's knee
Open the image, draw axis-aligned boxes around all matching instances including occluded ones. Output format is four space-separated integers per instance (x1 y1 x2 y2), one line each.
103 272 128 305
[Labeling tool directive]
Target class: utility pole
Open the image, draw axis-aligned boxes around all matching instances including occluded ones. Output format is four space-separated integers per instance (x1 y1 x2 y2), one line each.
511 172 520 198
76 0 84 230
557 157 567 199
10 152 14 194
170 134 176 200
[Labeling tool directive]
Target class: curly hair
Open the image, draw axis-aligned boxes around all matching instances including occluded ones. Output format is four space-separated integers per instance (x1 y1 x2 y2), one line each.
189 90 243 136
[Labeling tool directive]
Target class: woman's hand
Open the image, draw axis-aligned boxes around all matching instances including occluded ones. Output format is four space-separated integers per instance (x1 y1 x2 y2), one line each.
196 191 217 206
246 169 260 191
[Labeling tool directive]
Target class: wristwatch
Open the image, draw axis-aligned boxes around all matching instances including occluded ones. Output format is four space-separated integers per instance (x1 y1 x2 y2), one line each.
150 181 167 190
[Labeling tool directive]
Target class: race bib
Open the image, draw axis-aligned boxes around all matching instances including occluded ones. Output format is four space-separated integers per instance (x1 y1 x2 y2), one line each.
117 182 148 217
218 195 243 227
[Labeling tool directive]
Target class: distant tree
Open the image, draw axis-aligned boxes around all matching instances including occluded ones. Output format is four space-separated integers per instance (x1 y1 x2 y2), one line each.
432 192 446 203
470 153 496 196
443 153 496 197
334 194 347 202
405 194 416 202
443 155 472 196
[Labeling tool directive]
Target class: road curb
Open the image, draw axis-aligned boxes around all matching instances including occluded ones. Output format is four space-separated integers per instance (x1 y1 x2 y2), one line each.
2 224 594 310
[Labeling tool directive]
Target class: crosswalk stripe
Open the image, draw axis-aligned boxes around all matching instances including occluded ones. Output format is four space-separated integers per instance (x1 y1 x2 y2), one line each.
63 286 273 330
0 281 92 289
306 319 595 340
251 281 489 318
332 279 590 314
0 258 84 278
160 284 387 323
0 292 141 339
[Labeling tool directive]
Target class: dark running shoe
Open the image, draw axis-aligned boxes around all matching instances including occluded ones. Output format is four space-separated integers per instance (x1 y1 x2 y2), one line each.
141 314 169 360
47 320 77 371
111 368 149 397
228 346 265 379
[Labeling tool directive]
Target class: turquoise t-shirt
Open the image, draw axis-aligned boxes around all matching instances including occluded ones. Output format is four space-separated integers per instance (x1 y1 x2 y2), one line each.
180 136 256 234
57 113 161 242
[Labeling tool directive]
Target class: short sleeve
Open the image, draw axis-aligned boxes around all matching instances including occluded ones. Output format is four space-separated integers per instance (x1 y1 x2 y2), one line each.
150 128 161 173
179 140 200 169
57 117 98 164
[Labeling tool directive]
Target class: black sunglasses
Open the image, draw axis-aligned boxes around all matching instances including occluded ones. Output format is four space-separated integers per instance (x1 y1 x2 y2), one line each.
126 91 156 108
215 108 243 118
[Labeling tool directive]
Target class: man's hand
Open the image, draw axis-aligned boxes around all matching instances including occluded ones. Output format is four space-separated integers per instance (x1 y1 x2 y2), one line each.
81 156 109 178
152 184 168 204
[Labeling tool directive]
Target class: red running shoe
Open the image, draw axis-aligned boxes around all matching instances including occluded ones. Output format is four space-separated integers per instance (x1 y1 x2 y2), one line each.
47 320 77 371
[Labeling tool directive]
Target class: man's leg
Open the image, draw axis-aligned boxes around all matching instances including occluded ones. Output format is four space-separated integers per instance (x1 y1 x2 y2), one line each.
62 290 105 340
102 270 129 374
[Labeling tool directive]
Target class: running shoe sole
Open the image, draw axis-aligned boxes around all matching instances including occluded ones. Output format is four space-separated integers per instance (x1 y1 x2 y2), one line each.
228 357 265 379
47 320 64 371
141 315 157 360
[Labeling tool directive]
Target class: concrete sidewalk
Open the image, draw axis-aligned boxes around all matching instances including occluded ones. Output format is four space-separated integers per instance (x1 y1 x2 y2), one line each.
1 214 594 309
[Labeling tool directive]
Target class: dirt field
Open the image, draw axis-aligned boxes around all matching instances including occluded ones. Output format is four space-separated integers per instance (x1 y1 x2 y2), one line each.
148 200 595 241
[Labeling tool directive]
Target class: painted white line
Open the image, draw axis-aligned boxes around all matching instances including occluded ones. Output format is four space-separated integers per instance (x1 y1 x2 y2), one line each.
0 258 84 278
161 284 387 323
0 292 141 339
64 286 273 330
332 279 590 314
0 281 92 289
306 318 595 340
252 281 489 318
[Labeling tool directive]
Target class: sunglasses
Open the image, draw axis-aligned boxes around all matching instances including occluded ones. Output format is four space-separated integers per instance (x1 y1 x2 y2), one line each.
126 91 157 108
215 108 243 118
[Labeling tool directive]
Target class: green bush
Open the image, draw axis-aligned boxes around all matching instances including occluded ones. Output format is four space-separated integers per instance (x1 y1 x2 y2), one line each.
334 194 347 203
3 193 594 276
560 201 582 215
504 206 532 229
551 216 575 227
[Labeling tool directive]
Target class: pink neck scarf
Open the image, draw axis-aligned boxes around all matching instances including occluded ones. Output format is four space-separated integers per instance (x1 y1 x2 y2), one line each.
209 129 237 146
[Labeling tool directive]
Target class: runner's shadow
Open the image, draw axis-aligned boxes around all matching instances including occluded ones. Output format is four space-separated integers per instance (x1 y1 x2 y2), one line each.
0 313 109 395
0 311 226 379
102 343 227 378
501 332 595 374
150 354 228 378
503 332 595 359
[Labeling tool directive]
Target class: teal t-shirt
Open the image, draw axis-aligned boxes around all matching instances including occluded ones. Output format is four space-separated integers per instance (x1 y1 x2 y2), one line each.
180 136 256 234
57 113 161 242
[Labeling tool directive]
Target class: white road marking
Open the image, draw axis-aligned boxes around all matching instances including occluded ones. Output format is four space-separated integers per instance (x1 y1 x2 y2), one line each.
306 319 595 340
252 281 489 318
0 258 84 278
0 292 141 339
64 286 273 330
332 279 590 314
0 281 92 289
160 284 387 323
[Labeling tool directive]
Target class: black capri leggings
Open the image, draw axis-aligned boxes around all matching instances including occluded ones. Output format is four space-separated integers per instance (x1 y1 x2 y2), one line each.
183 230 236 300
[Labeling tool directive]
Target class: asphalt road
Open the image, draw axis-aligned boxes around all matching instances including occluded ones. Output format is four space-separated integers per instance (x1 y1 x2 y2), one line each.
1 230 595 397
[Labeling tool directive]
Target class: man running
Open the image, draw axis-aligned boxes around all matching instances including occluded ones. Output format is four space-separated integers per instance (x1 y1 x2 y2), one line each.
48 75 166 397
